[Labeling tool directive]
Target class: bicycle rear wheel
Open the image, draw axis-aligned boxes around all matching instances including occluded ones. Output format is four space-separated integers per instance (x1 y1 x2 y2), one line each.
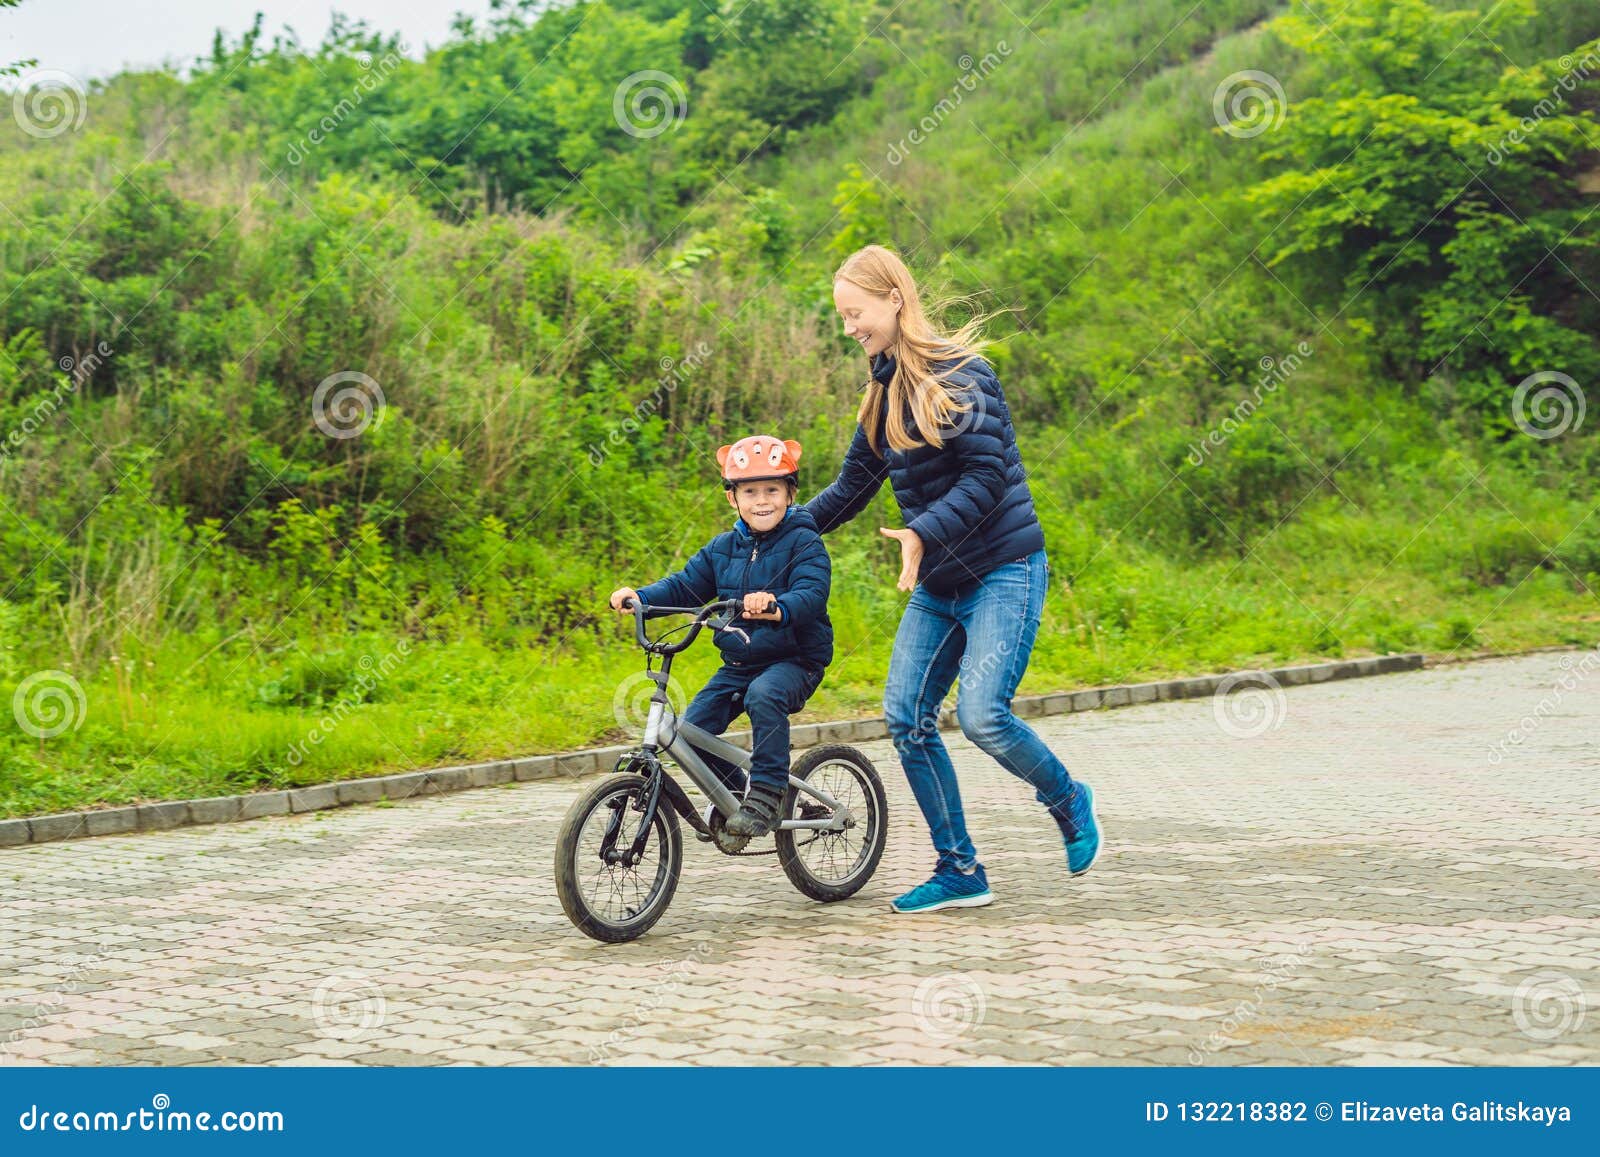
555 772 682 942
776 745 887 902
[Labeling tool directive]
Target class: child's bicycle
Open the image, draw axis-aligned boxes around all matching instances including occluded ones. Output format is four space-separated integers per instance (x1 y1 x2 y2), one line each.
554 598 889 942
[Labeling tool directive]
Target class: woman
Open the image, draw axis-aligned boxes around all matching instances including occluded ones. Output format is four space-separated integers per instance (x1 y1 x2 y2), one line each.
804 245 1102 913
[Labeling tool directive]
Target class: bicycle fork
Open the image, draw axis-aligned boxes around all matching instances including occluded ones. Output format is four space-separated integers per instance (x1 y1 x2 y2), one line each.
601 671 675 866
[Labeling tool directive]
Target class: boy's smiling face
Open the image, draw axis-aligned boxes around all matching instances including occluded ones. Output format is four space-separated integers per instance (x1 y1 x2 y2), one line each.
729 480 790 533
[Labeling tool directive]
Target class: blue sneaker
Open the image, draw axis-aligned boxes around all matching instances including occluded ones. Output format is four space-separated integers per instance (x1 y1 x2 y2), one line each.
890 863 994 913
1051 781 1102 875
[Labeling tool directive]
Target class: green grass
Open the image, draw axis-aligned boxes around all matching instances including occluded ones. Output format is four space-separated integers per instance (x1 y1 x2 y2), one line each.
4 468 1593 819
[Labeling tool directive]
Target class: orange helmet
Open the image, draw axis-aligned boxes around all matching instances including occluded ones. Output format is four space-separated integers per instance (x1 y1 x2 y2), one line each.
717 435 802 490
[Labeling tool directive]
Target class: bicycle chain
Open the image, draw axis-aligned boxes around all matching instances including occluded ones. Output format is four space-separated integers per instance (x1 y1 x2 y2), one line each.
724 834 825 857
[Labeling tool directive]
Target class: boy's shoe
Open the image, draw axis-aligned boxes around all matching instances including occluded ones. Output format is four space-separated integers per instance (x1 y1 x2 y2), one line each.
890 862 993 913
1050 781 1102 876
725 782 785 839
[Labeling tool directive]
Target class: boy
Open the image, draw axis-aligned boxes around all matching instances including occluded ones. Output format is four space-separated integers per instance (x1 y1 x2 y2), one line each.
609 435 832 838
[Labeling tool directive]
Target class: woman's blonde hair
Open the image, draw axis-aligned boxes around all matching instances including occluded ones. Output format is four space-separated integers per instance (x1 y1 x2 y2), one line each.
834 244 993 454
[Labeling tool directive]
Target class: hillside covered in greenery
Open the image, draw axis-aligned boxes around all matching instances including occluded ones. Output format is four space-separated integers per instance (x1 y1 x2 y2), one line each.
0 0 1597 816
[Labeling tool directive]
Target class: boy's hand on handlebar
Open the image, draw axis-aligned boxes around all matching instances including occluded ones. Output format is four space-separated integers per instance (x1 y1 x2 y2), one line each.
741 591 782 620
609 587 639 614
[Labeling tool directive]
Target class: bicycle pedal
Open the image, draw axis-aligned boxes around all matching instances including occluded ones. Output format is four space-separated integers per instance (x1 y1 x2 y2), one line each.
697 804 749 852
696 802 720 842
714 830 751 854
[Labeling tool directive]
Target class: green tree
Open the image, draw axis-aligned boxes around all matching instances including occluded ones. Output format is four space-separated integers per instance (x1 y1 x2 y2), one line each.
827 162 889 265
380 7 578 217
1246 0 1599 426
683 0 874 165
540 3 692 239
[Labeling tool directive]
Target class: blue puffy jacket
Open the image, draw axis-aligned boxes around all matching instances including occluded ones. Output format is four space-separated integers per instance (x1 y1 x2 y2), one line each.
805 352 1046 595
635 506 833 670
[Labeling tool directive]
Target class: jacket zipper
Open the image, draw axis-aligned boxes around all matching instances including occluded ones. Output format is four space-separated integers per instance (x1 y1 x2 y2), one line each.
727 540 759 664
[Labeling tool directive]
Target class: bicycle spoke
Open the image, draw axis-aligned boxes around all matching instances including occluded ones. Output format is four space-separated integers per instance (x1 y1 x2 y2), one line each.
793 760 875 886
574 786 667 929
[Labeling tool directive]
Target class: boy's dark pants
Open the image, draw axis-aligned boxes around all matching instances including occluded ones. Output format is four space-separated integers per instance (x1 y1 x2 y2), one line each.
682 660 824 796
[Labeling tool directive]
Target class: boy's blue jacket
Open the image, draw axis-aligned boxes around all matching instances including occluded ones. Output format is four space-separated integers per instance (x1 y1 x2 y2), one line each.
635 506 833 670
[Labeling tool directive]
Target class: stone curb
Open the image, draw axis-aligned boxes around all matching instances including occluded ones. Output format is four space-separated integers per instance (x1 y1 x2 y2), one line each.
2 652 1424 848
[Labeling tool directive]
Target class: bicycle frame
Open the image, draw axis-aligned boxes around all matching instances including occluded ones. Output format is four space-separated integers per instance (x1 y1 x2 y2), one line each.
614 599 859 844
647 702 852 832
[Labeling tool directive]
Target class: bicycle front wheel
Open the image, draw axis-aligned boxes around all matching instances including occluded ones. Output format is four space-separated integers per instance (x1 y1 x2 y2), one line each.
555 773 682 943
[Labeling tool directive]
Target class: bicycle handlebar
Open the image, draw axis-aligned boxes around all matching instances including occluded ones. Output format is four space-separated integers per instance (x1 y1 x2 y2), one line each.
620 597 744 655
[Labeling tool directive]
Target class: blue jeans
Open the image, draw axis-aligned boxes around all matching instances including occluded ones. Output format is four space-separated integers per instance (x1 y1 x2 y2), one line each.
883 549 1074 872
683 660 824 795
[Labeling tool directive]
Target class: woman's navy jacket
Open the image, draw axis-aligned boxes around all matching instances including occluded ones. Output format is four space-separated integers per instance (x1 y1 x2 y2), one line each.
805 353 1045 594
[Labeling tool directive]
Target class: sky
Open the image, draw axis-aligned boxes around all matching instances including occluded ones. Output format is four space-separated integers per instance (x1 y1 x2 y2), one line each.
3 0 504 83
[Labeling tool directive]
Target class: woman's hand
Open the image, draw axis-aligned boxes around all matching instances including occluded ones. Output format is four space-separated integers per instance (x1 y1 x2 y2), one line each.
879 527 923 592
609 587 639 614
741 591 782 620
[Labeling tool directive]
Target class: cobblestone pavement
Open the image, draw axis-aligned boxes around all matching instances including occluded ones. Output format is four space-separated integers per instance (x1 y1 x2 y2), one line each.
5 653 1598 1066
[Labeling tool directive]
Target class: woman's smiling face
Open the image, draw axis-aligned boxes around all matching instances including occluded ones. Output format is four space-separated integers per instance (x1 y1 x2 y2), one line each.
834 277 901 358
